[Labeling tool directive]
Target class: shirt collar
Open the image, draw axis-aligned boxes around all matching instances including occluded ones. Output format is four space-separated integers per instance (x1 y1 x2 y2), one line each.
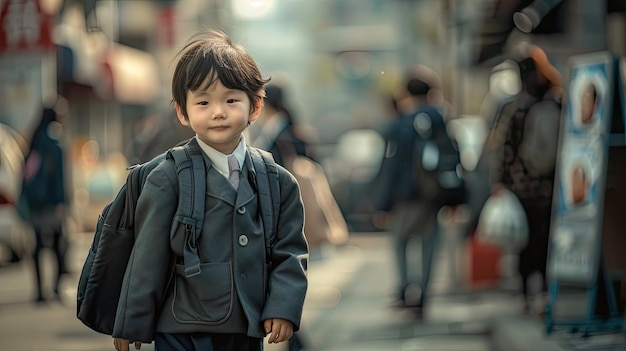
194 135 247 178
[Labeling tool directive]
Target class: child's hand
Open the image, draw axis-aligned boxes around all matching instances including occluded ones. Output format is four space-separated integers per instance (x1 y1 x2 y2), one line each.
113 338 142 351
263 318 294 344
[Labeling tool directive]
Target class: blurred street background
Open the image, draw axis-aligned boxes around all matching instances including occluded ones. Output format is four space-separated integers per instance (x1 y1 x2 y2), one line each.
2 228 624 351
0 230 506 351
3 0 626 350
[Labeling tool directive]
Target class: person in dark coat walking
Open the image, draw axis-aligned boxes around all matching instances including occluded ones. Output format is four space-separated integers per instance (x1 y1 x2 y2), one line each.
482 44 563 314
22 104 70 303
372 66 449 317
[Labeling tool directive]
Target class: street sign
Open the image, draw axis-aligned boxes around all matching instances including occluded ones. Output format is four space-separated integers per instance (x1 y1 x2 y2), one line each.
0 0 53 53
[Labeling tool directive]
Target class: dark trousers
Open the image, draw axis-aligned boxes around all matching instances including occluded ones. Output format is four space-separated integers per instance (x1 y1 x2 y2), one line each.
390 201 438 306
32 226 66 300
155 333 262 351
518 201 552 301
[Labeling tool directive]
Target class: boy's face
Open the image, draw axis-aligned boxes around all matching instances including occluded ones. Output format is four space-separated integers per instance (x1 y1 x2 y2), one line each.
176 79 261 154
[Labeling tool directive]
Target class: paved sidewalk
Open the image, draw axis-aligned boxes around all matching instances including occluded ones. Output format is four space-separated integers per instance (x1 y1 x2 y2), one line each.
294 233 497 351
491 314 626 351
2 231 625 350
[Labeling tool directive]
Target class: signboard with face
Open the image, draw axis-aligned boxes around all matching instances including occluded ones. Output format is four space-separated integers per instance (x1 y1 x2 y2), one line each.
547 51 614 286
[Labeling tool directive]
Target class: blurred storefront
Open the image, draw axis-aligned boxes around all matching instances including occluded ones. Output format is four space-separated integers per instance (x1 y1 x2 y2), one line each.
3 0 622 159
0 0 56 137
54 2 162 229
2 0 624 231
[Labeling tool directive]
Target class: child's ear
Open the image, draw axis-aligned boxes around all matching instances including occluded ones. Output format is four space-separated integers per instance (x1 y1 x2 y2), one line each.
248 99 264 124
175 102 189 126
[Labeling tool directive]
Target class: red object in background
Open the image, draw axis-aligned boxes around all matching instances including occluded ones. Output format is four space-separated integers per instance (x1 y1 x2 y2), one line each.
0 0 53 53
0 193 12 205
158 6 175 47
468 232 502 287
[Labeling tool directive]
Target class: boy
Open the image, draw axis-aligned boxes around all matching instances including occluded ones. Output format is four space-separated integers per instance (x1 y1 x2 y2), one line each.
112 29 308 351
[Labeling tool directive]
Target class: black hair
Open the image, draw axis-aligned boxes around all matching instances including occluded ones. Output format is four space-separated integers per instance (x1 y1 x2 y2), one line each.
518 56 552 98
171 29 270 120
264 84 296 126
28 108 57 152
406 78 431 97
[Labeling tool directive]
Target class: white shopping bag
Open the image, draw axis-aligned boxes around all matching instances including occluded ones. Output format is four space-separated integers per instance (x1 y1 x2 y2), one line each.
477 188 528 252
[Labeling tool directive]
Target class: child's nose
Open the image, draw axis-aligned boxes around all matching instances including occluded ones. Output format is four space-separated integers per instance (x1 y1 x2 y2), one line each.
211 104 226 119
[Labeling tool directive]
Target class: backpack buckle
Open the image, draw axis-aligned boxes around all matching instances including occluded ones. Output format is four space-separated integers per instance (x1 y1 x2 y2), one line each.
183 223 201 277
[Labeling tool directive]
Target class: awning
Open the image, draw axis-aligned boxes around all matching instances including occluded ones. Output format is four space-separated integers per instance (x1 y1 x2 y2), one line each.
54 23 159 104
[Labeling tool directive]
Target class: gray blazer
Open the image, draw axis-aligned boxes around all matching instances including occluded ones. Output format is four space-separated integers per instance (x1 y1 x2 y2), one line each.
112 147 308 342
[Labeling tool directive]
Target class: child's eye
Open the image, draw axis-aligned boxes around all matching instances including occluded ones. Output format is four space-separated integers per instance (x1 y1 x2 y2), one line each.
198 101 208 106
226 99 238 104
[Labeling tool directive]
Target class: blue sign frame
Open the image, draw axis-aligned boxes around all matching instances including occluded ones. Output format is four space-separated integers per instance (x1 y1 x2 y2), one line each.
547 51 614 286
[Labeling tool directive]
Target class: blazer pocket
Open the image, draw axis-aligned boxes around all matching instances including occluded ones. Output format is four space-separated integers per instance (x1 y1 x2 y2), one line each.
171 262 234 325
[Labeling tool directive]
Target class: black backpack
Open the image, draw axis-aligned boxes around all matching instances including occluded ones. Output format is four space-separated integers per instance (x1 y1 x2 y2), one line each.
372 106 466 211
410 107 467 208
76 139 281 335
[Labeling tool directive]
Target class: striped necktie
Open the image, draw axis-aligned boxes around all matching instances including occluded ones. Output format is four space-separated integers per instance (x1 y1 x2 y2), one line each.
227 154 240 190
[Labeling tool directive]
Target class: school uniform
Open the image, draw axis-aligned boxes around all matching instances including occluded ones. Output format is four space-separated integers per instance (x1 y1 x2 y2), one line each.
112 136 308 349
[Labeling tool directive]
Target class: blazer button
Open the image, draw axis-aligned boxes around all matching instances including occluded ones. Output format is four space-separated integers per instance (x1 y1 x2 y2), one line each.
237 206 246 214
238 234 249 247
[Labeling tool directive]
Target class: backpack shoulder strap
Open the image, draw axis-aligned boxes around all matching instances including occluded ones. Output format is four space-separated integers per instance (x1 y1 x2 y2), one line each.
167 140 206 278
248 147 280 259
119 152 168 228
117 165 142 229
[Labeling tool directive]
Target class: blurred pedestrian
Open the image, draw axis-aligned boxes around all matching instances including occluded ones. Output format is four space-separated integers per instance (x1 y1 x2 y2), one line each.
482 44 563 314
372 66 463 317
248 83 312 165
250 82 349 248
111 29 308 351
249 84 345 350
20 101 70 304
